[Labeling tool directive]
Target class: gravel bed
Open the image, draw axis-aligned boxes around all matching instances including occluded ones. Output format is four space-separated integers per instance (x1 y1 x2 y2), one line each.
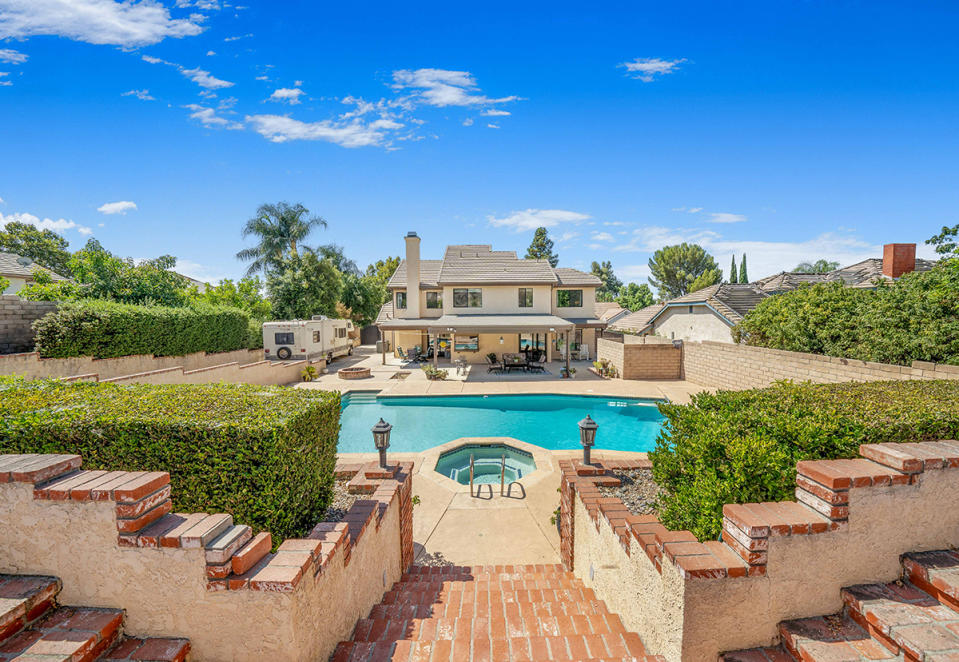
320 478 360 522
598 468 661 516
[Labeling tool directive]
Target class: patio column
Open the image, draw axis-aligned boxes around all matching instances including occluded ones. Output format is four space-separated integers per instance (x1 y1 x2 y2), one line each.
565 329 571 373
433 333 438 368
380 328 386 365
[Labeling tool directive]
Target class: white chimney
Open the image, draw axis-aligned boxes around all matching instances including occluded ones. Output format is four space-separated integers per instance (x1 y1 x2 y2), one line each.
403 232 421 319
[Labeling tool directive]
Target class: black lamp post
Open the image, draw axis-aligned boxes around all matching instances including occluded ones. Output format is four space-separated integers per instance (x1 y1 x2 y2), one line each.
371 418 393 468
578 414 598 465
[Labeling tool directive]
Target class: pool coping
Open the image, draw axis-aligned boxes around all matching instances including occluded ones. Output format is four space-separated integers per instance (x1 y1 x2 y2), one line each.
420 437 555 495
341 389 668 404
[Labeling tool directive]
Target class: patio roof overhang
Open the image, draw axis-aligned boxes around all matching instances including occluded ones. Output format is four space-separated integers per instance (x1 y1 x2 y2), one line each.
378 314 578 334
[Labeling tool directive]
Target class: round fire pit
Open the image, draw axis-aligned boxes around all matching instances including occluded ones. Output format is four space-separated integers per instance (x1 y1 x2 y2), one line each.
338 366 371 380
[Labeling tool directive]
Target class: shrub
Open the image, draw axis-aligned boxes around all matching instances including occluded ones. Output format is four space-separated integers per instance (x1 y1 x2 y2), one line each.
32 299 253 358
650 379 959 541
0 378 340 541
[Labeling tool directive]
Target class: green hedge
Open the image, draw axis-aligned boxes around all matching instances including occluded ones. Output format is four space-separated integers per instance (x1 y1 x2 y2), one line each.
32 300 253 358
0 378 340 541
649 379 959 541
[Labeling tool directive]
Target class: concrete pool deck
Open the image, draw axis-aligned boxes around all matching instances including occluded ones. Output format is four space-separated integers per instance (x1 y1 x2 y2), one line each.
339 443 653 566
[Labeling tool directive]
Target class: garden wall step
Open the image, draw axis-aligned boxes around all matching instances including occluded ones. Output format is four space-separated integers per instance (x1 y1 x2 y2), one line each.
0 575 60 643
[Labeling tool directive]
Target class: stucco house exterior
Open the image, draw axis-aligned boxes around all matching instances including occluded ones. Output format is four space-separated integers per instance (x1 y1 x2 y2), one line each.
375 233 605 364
0 252 68 295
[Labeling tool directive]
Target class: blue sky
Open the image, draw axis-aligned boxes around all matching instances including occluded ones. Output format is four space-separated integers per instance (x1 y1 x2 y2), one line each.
0 0 956 284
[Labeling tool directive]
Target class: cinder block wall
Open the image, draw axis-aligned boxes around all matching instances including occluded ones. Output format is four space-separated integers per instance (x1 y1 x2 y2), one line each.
596 337 682 380
0 295 57 354
683 340 959 390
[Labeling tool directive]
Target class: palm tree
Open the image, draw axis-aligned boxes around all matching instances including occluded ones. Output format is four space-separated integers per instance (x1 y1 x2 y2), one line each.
236 202 327 276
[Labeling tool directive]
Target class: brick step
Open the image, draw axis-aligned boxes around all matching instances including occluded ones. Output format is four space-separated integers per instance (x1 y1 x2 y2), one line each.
405 564 569 576
369 599 613 622
841 581 959 659
332 631 659 661
0 576 61 643
396 575 586 590
351 611 631 642
0 606 124 661
100 636 191 661
903 550 959 610
381 586 598 606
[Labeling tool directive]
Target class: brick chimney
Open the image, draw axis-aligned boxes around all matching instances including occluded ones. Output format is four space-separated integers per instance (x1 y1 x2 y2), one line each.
882 243 917 279
402 232 421 319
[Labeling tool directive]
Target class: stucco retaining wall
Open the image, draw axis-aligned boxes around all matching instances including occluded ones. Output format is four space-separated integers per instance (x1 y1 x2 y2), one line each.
596 336 682 380
0 295 58 354
0 458 414 662
683 340 959 390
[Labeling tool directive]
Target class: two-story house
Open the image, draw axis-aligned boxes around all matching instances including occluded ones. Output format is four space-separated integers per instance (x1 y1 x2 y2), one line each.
375 233 604 365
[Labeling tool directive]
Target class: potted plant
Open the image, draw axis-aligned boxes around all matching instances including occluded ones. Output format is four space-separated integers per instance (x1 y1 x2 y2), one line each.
300 365 318 382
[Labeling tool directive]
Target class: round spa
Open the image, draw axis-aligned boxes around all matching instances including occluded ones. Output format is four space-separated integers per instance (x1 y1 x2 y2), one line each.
434 443 536 485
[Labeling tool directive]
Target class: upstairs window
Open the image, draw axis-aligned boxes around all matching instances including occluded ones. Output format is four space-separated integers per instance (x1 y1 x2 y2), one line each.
556 289 583 307
518 288 533 308
453 288 482 308
426 291 443 309
395 291 407 309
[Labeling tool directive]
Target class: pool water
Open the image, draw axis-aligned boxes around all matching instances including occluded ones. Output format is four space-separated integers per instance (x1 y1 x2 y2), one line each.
338 393 665 453
435 444 537 485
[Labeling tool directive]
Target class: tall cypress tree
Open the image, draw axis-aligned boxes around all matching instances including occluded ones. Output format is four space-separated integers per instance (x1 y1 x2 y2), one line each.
729 255 738 283
739 253 748 284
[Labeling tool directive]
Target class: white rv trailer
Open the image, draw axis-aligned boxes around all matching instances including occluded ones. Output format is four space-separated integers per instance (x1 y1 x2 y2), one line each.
263 316 354 362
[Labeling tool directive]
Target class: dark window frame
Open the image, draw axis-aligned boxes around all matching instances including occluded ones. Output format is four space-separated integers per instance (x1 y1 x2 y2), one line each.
453 288 483 308
556 289 583 307
395 291 407 309
518 288 533 308
426 291 443 309
274 332 294 345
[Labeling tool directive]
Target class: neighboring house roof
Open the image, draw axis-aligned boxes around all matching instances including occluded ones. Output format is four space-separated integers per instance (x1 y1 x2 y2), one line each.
375 300 394 325
609 303 664 333
386 244 598 288
0 252 68 281
593 301 626 323
652 284 769 325
754 257 938 293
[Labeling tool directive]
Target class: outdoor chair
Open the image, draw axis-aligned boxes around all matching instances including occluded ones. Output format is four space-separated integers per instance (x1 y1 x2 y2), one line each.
486 355 503 373
396 347 407 360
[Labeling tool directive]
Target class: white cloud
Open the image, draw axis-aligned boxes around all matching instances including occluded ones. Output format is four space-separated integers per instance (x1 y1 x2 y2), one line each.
0 196 5 203
176 0 220 9
245 114 403 148
224 33 252 42
180 66 233 89
707 212 747 224
481 109 510 116
96 200 137 215
620 57 687 82
0 211 91 236
392 68 520 108
462 118 474 126
487 123 500 129
122 88 154 101
0 48 26 64
268 87 304 105
0 71 10 86
206 49 215 56
174 258 230 283
0 0 204 47
671 206 703 213
488 209 591 232
591 232 615 242
294 79 303 87
557 231 580 243
255 75 268 81
185 104 243 130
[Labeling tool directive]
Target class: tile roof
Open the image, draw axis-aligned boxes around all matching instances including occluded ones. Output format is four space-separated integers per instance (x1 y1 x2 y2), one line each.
385 244 598 287
659 284 769 324
375 301 394 325
593 301 626 322
754 257 938 293
0 252 68 281
609 303 664 332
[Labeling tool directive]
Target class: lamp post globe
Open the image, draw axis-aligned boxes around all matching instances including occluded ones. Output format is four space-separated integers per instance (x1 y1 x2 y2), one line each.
578 414 598 465
371 418 393 468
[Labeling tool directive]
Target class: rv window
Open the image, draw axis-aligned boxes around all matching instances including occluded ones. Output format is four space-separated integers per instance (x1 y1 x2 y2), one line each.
336 328 346 338
313 331 321 343
275 332 294 345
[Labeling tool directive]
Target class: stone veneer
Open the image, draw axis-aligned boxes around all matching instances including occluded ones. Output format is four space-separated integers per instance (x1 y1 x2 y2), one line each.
0 295 58 354
560 441 959 661
683 340 959 390
0 454 414 662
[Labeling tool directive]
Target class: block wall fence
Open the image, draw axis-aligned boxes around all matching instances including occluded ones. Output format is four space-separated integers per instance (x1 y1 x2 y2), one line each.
0 295 57 354
596 336 682 380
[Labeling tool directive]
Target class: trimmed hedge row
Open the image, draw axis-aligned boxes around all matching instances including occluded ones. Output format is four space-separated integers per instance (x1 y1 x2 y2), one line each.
649 379 959 541
0 378 340 541
32 299 252 358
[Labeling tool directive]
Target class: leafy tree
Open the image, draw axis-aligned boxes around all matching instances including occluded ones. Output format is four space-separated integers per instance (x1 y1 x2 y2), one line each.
729 255 738 284
339 273 384 326
236 202 327 276
0 222 74 277
365 256 400 306
794 259 839 274
525 227 558 267
317 243 360 276
647 243 721 300
590 260 623 302
928 223 959 257
616 282 654 311
189 277 271 320
739 253 748 284
0 276 9 294
266 253 342 320
20 239 191 307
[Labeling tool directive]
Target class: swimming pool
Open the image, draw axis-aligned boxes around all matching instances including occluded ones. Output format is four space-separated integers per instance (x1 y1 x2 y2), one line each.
338 393 665 453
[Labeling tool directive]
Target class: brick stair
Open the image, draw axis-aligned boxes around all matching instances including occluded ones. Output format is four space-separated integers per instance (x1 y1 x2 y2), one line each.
722 549 959 661
0 573 189 661
331 564 664 661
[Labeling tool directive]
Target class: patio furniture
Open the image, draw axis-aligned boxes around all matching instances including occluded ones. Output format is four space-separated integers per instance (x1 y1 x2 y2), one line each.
502 353 528 373
486 355 503 373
